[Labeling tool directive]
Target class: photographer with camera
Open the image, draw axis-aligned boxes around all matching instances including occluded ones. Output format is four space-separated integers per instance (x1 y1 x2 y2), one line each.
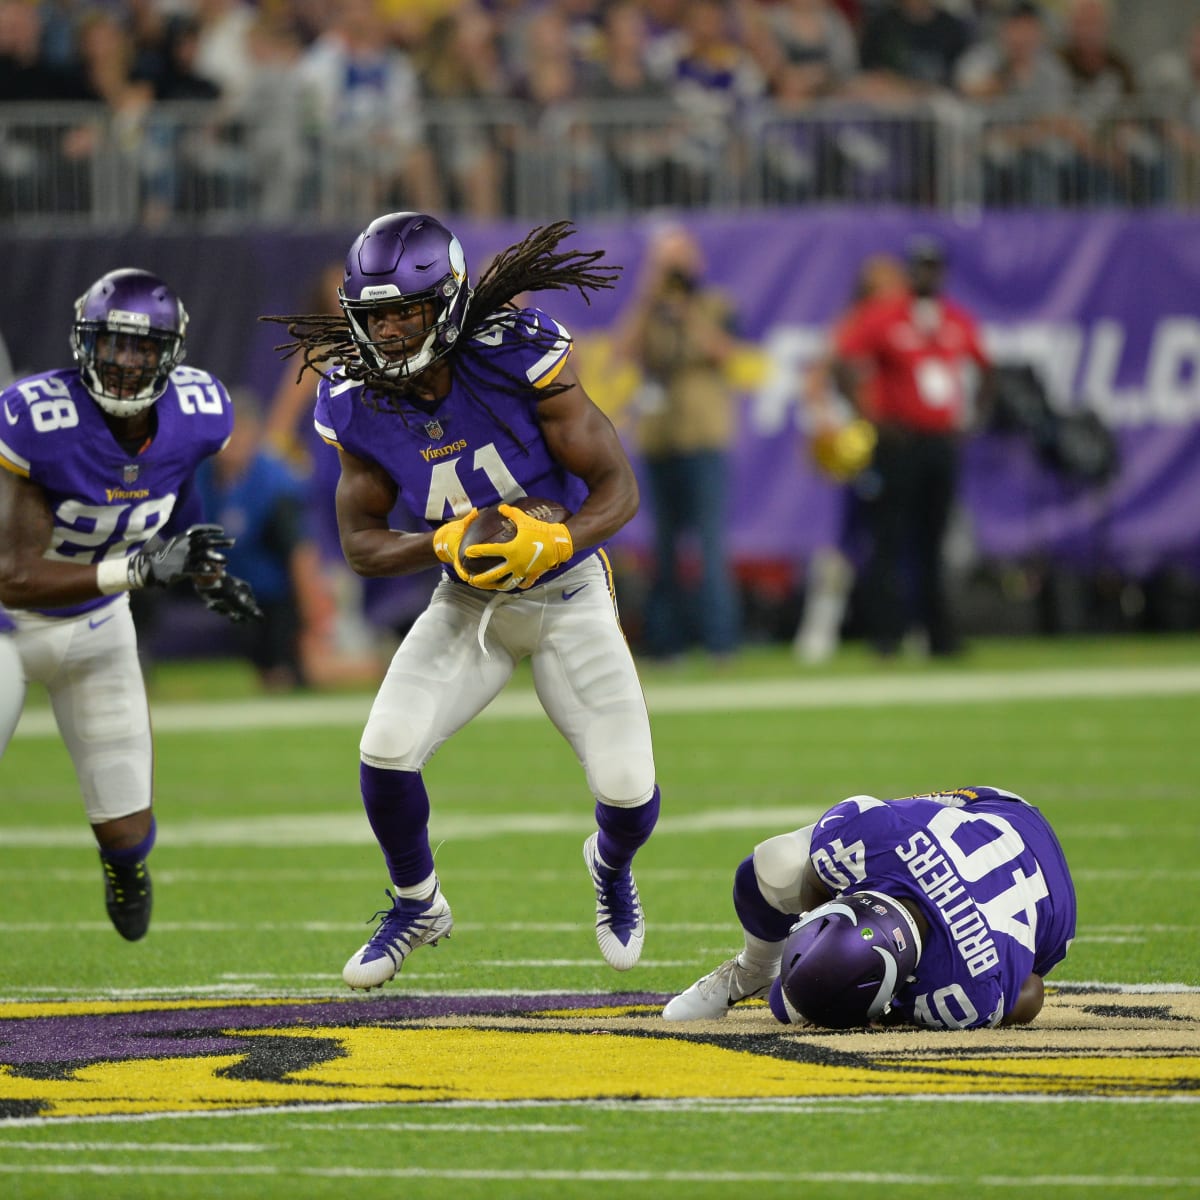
614 225 742 661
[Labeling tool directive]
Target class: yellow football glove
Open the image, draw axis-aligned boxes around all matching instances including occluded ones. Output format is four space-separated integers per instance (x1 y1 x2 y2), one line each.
466 504 575 591
432 508 479 583
810 418 877 482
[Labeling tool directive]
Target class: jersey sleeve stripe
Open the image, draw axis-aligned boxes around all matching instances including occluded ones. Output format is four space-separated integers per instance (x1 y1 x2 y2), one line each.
532 349 570 390
0 438 30 478
313 418 342 449
527 319 572 387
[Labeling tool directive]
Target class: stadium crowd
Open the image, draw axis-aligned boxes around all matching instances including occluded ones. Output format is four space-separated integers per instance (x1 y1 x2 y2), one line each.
3 0 1200 222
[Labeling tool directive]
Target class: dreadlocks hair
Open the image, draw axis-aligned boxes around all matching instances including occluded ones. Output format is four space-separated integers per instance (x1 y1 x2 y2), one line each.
258 221 620 439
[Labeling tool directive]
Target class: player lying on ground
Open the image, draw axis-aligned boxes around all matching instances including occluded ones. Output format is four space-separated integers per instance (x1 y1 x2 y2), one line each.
663 785 1075 1029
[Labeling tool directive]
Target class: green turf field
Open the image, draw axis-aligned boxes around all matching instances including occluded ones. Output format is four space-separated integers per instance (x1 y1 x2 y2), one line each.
1 637 1198 1199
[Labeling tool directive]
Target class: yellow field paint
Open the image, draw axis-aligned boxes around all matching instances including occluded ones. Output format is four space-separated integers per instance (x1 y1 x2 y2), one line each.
3 1017 1197 1119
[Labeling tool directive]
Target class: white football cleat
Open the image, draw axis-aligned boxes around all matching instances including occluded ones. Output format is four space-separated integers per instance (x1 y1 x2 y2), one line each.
342 883 454 990
583 833 645 971
662 955 775 1020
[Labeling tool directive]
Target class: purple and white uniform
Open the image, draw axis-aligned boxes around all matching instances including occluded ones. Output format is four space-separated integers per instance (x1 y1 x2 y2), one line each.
0 366 232 820
315 306 593 583
0 366 232 617
804 786 1075 1028
314 307 655 808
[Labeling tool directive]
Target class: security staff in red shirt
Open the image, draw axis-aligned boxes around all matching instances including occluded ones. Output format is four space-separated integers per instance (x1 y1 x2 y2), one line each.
831 238 991 658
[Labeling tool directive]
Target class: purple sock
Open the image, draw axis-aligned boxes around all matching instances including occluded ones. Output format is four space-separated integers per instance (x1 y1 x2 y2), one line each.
360 763 434 887
733 855 795 941
594 786 660 871
99 816 157 867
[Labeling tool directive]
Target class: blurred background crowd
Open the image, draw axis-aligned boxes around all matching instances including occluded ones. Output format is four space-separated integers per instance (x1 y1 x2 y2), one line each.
2 0 1199 690
4 0 1200 223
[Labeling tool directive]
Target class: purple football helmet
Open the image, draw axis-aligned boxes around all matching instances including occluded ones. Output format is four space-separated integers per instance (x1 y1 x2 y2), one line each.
70 268 188 417
339 212 472 380
773 891 923 1028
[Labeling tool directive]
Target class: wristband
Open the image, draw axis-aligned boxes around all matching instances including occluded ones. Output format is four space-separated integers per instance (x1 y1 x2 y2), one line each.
96 557 136 595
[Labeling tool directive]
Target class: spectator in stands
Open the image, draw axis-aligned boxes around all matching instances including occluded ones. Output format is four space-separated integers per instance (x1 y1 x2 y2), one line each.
955 1 1074 205
60 9 164 221
856 0 974 100
191 0 256 109
1057 0 1136 113
0 0 89 215
507 5 615 215
657 0 767 206
1144 18 1200 203
578 0 682 210
958 2 1071 105
614 224 742 661
837 0 973 203
0 0 87 101
299 0 442 214
228 14 313 221
152 16 223 102
415 3 506 219
1054 0 1160 203
829 237 991 659
749 0 861 203
743 0 859 99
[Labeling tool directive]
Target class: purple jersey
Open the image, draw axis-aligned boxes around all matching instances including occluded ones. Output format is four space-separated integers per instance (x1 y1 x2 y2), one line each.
313 306 594 588
0 609 13 634
808 786 1075 1029
0 366 232 618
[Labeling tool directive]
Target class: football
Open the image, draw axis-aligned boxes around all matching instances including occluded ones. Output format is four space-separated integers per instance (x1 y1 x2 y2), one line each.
457 496 572 580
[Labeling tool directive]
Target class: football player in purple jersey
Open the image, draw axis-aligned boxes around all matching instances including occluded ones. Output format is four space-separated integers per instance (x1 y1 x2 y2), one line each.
663 785 1076 1029
266 213 661 989
0 268 262 941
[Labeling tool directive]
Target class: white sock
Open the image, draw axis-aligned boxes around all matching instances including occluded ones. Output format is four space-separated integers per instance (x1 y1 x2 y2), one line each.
740 931 784 975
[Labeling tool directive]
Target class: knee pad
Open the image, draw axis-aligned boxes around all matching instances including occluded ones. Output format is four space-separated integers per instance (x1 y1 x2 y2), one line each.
752 827 813 914
583 716 655 806
589 755 656 807
81 751 151 823
359 686 438 770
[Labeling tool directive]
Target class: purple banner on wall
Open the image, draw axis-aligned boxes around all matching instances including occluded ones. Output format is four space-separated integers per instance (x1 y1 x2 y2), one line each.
2 211 1199 578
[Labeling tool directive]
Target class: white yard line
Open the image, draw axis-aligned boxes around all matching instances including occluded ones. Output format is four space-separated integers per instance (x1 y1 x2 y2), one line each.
11 663 1200 740
0 1163 1194 1187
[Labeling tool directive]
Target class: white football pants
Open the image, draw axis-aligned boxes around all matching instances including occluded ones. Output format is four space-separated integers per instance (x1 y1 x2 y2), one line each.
2 597 153 823
360 553 656 808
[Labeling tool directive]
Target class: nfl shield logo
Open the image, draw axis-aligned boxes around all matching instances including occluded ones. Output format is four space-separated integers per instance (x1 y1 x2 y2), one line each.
424 419 444 441
123 464 140 484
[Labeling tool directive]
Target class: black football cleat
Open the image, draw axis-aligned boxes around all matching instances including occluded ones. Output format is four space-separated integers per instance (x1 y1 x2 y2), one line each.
101 855 153 941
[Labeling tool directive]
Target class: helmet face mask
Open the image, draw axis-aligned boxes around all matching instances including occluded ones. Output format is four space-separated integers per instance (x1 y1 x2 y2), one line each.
71 269 188 417
777 891 922 1028
339 211 472 381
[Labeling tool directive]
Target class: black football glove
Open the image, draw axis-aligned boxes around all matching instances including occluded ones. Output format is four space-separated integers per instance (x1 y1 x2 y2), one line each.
127 524 232 589
196 573 264 624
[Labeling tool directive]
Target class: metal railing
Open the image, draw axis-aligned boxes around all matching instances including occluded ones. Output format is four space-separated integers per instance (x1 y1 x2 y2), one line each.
1 95 1195 230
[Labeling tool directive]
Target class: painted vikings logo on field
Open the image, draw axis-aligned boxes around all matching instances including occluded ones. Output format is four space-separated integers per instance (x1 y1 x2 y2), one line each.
0 990 1195 1120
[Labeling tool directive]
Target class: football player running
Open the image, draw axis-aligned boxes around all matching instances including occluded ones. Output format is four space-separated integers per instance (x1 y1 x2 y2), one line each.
0 268 262 942
266 213 661 990
663 786 1075 1029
